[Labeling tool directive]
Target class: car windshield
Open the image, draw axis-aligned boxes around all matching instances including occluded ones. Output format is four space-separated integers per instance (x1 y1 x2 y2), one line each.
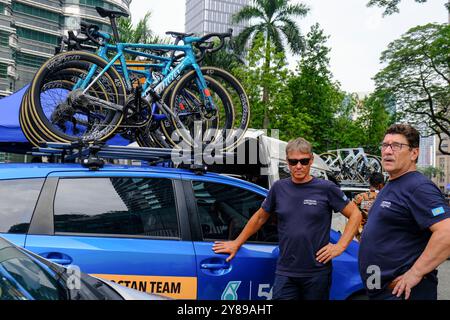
0 239 67 300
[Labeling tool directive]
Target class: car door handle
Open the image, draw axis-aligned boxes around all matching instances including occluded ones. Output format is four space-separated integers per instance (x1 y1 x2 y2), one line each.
201 263 230 270
47 258 72 265
39 252 73 266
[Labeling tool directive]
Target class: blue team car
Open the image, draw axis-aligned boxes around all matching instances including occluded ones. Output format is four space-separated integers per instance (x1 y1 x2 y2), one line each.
0 146 364 300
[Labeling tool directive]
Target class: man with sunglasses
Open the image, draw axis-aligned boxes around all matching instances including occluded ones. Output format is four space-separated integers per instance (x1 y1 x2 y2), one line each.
359 124 450 300
213 137 362 300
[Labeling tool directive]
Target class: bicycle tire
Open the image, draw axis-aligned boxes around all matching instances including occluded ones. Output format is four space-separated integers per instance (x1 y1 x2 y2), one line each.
162 74 234 150
27 51 126 143
198 67 250 150
26 60 118 143
357 155 383 176
319 152 339 167
21 85 64 145
20 89 47 146
22 67 112 145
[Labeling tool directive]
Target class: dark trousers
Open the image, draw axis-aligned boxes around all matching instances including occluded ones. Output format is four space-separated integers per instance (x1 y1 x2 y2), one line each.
369 277 438 300
273 273 332 300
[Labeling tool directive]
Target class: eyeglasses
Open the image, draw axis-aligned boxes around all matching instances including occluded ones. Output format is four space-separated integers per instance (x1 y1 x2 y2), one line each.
287 158 311 166
380 142 411 152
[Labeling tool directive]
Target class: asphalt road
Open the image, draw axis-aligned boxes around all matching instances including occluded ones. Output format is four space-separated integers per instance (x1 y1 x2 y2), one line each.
438 261 450 300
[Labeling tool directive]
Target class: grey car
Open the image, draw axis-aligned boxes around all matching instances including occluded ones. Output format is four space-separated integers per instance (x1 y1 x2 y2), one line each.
0 237 168 300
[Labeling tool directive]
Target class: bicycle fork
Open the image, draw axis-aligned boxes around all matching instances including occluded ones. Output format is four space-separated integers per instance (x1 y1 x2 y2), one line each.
145 89 198 146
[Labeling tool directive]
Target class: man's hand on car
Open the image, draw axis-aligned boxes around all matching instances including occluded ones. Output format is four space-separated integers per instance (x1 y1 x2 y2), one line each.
212 240 240 262
316 243 345 264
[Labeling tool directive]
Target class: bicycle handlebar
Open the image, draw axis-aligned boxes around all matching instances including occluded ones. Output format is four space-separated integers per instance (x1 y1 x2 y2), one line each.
80 22 104 46
195 28 232 53
192 28 232 62
198 28 233 44
61 21 230 66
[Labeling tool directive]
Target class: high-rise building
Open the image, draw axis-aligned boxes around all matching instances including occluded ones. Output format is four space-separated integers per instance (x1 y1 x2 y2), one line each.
0 0 131 97
433 134 450 195
418 135 435 168
185 0 249 36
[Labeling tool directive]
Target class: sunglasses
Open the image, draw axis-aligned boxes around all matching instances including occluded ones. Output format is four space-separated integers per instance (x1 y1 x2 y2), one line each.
287 158 311 166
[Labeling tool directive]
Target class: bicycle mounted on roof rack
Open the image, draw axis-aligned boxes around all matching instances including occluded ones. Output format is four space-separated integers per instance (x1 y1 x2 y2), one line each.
20 6 249 153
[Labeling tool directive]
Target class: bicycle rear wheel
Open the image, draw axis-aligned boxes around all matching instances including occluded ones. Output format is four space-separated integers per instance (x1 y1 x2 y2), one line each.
20 67 104 145
319 152 339 169
356 155 383 181
26 51 126 143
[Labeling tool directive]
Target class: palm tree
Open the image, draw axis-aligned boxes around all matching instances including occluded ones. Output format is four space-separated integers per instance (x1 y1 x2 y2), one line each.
117 12 169 44
202 40 245 72
116 12 170 63
232 0 309 128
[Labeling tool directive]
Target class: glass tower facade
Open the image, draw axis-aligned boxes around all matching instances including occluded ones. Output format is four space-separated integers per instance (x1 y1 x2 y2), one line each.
0 0 131 97
185 0 248 36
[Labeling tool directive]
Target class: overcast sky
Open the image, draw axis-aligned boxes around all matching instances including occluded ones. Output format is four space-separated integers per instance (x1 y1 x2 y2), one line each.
130 0 448 93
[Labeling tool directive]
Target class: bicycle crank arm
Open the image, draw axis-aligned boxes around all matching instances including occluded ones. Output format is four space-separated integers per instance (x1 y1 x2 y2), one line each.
69 90 124 112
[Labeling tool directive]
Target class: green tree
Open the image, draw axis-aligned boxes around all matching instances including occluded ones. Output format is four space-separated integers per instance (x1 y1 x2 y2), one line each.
373 23 450 154
117 12 168 44
118 12 153 43
367 0 450 16
288 24 345 152
232 0 309 128
418 166 445 179
233 34 310 141
331 94 367 150
356 92 393 154
202 40 245 72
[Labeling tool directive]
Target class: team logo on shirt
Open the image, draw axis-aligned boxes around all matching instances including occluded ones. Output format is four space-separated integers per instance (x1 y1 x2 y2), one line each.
303 199 318 206
380 201 391 208
432 206 445 217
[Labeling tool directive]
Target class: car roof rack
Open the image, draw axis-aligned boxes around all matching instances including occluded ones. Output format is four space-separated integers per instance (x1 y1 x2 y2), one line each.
30 141 244 173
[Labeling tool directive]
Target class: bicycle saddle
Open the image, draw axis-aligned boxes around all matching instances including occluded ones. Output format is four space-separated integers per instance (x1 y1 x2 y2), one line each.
165 31 194 38
95 6 129 18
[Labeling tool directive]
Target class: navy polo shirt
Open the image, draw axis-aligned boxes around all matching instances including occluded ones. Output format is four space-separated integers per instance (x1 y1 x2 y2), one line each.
262 177 350 277
359 171 450 296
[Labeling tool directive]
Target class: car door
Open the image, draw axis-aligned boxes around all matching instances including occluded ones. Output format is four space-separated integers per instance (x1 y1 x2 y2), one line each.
0 178 45 247
25 171 198 299
182 177 278 300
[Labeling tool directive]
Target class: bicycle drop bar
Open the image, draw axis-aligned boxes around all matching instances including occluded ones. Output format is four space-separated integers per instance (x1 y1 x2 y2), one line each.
197 28 233 53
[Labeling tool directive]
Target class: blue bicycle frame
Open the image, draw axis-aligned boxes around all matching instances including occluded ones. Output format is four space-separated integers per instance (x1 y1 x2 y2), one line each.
75 31 216 123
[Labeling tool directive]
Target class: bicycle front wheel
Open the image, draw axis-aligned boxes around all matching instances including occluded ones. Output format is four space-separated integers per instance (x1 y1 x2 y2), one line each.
199 67 250 151
162 73 234 150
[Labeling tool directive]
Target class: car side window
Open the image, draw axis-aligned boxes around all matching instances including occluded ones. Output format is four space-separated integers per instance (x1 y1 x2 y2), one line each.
192 181 278 243
0 179 44 234
54 177 179 238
